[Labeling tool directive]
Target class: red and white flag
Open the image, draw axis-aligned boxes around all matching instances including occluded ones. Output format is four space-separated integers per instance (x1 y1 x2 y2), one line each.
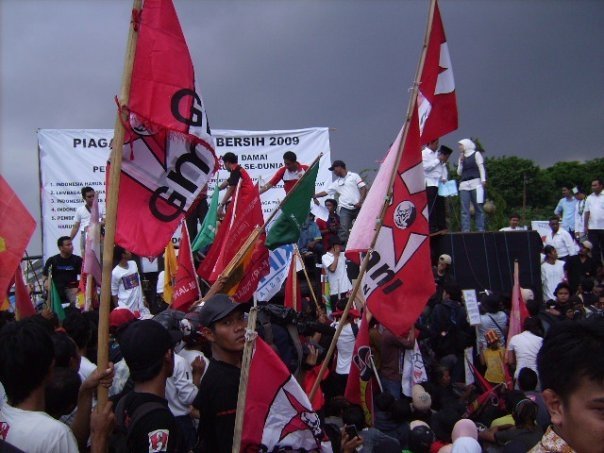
361 107 435 337
347 1 457 260
284 254 302 312
345 315 375 427
241 337 329 452
417 0 458 144
0 176 36 298
171 222 201 312
507 261 529 348
113 0 218 257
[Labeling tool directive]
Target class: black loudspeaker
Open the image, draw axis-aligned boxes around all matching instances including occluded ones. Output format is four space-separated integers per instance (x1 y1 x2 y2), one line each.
431 231 543 302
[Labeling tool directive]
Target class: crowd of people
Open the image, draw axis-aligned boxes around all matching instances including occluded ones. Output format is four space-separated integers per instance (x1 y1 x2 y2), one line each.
1 147 604 453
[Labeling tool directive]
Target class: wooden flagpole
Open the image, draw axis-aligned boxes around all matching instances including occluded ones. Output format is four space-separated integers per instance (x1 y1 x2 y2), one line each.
293 244 322 312
96 0 142 409
309 0 438 401
231 302 258 453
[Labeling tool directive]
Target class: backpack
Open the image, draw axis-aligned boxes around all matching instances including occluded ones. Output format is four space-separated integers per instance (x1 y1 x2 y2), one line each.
110 395 166 453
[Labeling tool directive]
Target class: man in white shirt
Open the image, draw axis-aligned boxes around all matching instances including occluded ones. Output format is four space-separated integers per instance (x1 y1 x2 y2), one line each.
111 246 150 315
544 216 578 261
584 177 604 265
0 321 79 452
506 317 543 379
500 213 523 231
422 140 452 233
321 236 353 306
541 245 566 301
314 160 368 243
69 186 104 256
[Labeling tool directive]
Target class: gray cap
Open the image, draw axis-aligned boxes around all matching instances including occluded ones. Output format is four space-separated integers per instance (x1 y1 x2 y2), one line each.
198 294 246 327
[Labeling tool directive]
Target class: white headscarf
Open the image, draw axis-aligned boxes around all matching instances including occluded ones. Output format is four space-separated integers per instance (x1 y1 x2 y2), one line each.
451 437 481 453
458 138 476 157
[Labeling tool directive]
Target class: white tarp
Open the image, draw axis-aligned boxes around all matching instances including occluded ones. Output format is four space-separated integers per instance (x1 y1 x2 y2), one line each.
38 128 331 261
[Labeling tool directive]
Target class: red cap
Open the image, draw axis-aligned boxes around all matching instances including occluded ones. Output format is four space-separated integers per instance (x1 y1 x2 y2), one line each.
109 308 139 329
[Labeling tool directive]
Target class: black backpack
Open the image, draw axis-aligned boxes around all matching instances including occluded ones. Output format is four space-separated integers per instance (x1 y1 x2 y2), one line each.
110 395 166 453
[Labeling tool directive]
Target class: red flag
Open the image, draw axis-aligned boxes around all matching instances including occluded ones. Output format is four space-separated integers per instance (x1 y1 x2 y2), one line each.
418 0 458 144
361 107 435 336
242 337 326 452
284 255 302 312
507 261 529 348
0 176 36 298
198 177 269 302
171 222 201 312
113 0 218 257
14 267 35 320
345 316 375 427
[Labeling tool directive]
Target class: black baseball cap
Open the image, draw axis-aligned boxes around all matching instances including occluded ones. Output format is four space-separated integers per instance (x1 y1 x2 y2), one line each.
328 160 346 171
118 319 172 380
198 294 247 327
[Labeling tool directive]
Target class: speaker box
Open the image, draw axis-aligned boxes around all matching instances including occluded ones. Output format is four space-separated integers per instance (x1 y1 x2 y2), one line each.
431 231 543 302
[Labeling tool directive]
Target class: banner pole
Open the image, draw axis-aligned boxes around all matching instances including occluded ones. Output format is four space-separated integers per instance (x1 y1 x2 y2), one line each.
309 0 438 402
293 245 321 313
96 0 141 410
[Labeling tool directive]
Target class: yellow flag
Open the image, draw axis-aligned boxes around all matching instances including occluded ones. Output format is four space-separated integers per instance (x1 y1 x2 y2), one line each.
163 241 178 304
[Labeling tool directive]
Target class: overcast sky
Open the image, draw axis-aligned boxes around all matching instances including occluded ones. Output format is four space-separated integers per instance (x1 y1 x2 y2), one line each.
2 0 603 255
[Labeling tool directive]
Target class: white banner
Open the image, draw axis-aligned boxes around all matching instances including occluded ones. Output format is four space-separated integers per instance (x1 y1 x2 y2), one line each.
38 128 331 261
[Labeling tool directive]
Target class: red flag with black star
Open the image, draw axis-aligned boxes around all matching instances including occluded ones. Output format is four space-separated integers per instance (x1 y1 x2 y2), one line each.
361 107 435 337
112 0 218 257
241 337 329 452
418 0 458 145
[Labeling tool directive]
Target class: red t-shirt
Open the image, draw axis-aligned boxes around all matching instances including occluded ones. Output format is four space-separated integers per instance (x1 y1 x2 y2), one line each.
268 163 309 193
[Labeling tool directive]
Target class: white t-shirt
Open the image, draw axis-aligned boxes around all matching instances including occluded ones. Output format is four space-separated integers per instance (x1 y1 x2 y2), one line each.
326 172 367 210
78 355 96 383
0 404 79 452
166 354 199 417
331 322 357 375
111 260 147 314
421 147 447 187
507 331 543 379
544 229 578 258
322 252 353 296
74 204 104 232
541 260 565 301
585 192 604 230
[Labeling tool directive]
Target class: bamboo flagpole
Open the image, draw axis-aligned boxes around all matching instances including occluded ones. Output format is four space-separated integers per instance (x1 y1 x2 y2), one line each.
309 0 438 401
231 302 259 453
293 244 322 313
96 0 142 409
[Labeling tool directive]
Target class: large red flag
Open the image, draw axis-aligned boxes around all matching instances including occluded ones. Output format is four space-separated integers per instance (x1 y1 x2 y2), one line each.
507 261 529 348
241 337 328 452
14 267 36 320
344 315 375 427
0 176 36 298
171 222 201 312
361 107 435 337
347 1 457 261
113 0 218 257
418 0 458 145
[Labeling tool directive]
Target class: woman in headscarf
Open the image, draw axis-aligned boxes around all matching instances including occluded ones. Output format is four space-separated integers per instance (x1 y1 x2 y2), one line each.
457 139 487 232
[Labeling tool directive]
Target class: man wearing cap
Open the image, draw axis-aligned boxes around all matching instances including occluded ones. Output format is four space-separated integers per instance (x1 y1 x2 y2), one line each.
192 294 248 453
314 160 368 243
430 254 453 307
260 151 308 194
422 139 452 233
564 240 598 294
116 319 182 452
554 185 578 235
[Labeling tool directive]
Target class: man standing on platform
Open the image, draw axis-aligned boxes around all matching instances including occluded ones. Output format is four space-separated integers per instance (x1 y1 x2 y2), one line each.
216 152 254 218
43 236 82 306
422 139 452 233
260 151 308 194
554 185 578 236
584 178 604 265
314 160 367 244
69 186 103 256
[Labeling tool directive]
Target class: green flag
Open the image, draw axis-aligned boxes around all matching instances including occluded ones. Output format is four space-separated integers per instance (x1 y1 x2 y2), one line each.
192 187 220 253
265 160 320 250
49 278 66 323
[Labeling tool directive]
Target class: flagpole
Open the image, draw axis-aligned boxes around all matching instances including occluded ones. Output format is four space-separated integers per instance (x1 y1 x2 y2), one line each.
232 303 258 453
96 0 142 410
309 0 438 402
293 245 322 313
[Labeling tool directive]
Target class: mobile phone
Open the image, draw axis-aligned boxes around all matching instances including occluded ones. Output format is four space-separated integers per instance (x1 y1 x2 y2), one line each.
345 424 358 439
